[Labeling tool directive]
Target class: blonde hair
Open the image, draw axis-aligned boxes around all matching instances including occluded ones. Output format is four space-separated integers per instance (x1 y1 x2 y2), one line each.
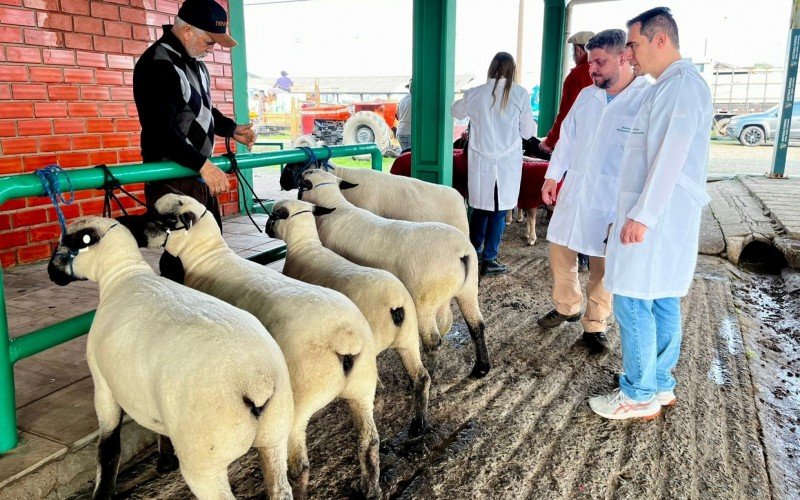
487 52 516 111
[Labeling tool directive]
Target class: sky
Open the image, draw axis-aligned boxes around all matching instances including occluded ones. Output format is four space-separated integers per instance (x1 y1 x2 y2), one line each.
242 0 793 90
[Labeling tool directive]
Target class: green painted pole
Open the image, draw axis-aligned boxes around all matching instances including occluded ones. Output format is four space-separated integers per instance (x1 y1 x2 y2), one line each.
770 0 800 178
9 311 95 364
410 0 455 186
0 145 381 206
228 0 255 210
0 270 17 453
538 0 566 136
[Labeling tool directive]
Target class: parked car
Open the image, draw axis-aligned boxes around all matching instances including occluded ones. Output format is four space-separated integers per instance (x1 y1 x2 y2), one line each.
726 102 800 146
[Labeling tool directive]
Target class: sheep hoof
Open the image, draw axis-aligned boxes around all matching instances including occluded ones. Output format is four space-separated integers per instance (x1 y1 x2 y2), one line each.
527 239 536 246
408 416 428 438
469 362 491 379
156 453 179 474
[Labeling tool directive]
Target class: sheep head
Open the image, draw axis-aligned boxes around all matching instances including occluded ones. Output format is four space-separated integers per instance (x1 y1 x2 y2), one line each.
48 216 140 285
265 199 333 240
145 194 217 256
297 169 349 208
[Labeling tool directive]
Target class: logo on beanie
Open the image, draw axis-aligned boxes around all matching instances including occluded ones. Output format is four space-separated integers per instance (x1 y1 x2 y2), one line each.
215 21 227 27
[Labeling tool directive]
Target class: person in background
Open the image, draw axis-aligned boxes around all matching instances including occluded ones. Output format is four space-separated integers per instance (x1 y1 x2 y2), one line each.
539 30 595 273
451 52 535 276
274 70 293 92
133 0 256 282
538 30 595 155
536 29 651 354
589 7 713 420
396 79 413 151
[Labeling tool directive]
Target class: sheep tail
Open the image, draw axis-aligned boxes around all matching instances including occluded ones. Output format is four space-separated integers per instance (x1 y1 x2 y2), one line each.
329 327 364 376
241 376 274 418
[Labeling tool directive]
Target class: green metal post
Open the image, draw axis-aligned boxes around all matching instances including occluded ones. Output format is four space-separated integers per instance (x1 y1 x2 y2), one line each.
228 0 255 210
538 0 566 137
0 270 17 452
410 0 456 186
770 0 800 178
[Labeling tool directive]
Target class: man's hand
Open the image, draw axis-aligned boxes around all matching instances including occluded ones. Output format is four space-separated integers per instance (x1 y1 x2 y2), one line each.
620 219 648 245
541 179 559 206
199 160 230 196
538 141 553 154
233 123 256 150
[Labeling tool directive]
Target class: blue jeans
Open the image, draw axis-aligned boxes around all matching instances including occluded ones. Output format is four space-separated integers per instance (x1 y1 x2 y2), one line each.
397 134 411 151
614 295 682 401
469 208 507 261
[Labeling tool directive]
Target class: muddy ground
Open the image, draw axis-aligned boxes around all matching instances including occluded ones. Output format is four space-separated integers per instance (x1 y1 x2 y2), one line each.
73 219 796 500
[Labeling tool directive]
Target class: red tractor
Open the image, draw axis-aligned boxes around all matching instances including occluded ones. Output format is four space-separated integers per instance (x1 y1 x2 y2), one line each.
293 101 399 155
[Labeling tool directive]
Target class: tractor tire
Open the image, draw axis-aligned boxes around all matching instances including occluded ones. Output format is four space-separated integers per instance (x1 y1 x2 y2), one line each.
292 134 318 148
343 111 393 155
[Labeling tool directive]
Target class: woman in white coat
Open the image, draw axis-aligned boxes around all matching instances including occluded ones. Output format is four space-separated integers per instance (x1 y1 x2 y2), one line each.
451 52 536 276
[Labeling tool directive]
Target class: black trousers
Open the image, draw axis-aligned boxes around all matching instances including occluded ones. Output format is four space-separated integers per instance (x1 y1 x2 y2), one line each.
145 178 223 283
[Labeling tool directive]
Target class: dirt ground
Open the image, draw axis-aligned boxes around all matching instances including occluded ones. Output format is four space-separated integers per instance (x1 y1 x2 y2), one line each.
71 219 796 500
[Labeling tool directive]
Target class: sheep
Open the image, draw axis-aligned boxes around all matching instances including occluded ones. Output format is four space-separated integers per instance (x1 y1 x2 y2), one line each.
266 199 431 435
132 194 381 499
295 169 491 379
279 159 470 236
47 217 294 500
392 144 556 247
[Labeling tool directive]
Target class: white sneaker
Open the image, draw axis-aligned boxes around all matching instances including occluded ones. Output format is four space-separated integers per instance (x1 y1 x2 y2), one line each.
588 388 661 420
655 390 676 407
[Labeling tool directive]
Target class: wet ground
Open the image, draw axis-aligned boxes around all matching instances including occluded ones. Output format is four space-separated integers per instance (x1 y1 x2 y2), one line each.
68 218 798 500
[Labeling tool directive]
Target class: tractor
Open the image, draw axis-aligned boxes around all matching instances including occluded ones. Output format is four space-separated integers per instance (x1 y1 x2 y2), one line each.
293 101 399 155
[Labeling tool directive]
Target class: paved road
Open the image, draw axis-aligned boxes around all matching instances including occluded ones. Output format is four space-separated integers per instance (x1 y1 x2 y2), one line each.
709 140 799 176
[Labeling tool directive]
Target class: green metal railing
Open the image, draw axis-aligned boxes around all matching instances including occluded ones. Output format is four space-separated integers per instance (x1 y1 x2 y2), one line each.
0 144 381 453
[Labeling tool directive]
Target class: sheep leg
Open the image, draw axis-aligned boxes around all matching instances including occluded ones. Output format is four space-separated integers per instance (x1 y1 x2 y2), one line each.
516 206 524 223
416 312 441 378
395 346 431 436
92 379 123 500
524 208 538 246
287 422 311 500
257 443 292 500
347 398 381 499
455 292 491 378
156 435 180 473
179 464 235 500
505 209 513 224
436 303 454 337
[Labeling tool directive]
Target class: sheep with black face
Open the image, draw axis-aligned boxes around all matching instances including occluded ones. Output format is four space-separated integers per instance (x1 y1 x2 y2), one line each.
294 169 491 379
267 199 431 435
132 194 381 500
48 217 294 500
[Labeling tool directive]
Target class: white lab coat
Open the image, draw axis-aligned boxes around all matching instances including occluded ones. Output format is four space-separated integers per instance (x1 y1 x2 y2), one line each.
545 76 652 256
451 79 535 211
605 59 713 299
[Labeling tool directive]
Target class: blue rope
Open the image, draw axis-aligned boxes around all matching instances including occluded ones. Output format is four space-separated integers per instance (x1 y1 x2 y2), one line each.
319 145 335 171
35 164 74 235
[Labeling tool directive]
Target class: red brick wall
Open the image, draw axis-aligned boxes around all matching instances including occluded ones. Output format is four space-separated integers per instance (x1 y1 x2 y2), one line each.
0 0 240 268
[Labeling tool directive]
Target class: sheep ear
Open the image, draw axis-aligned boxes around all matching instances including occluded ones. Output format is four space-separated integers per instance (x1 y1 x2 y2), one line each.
179 212 197 230
339 180 359 190
312 205 336 216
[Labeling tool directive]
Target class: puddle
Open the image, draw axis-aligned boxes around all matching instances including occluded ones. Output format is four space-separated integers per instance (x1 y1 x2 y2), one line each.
720 316 742 355
707 353 728 385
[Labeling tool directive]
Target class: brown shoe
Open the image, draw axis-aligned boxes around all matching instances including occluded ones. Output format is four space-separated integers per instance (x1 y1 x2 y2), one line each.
537 309 581 328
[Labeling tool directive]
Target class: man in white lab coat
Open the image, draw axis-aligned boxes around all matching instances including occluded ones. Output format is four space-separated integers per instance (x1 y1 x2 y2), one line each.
537 29 651 354
589 7 712 420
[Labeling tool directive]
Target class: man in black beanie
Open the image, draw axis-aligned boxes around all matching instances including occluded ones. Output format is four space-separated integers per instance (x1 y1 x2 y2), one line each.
133 0 256 282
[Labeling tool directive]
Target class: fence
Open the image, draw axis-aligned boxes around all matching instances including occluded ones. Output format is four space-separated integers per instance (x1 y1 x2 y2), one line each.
0 143 381 453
